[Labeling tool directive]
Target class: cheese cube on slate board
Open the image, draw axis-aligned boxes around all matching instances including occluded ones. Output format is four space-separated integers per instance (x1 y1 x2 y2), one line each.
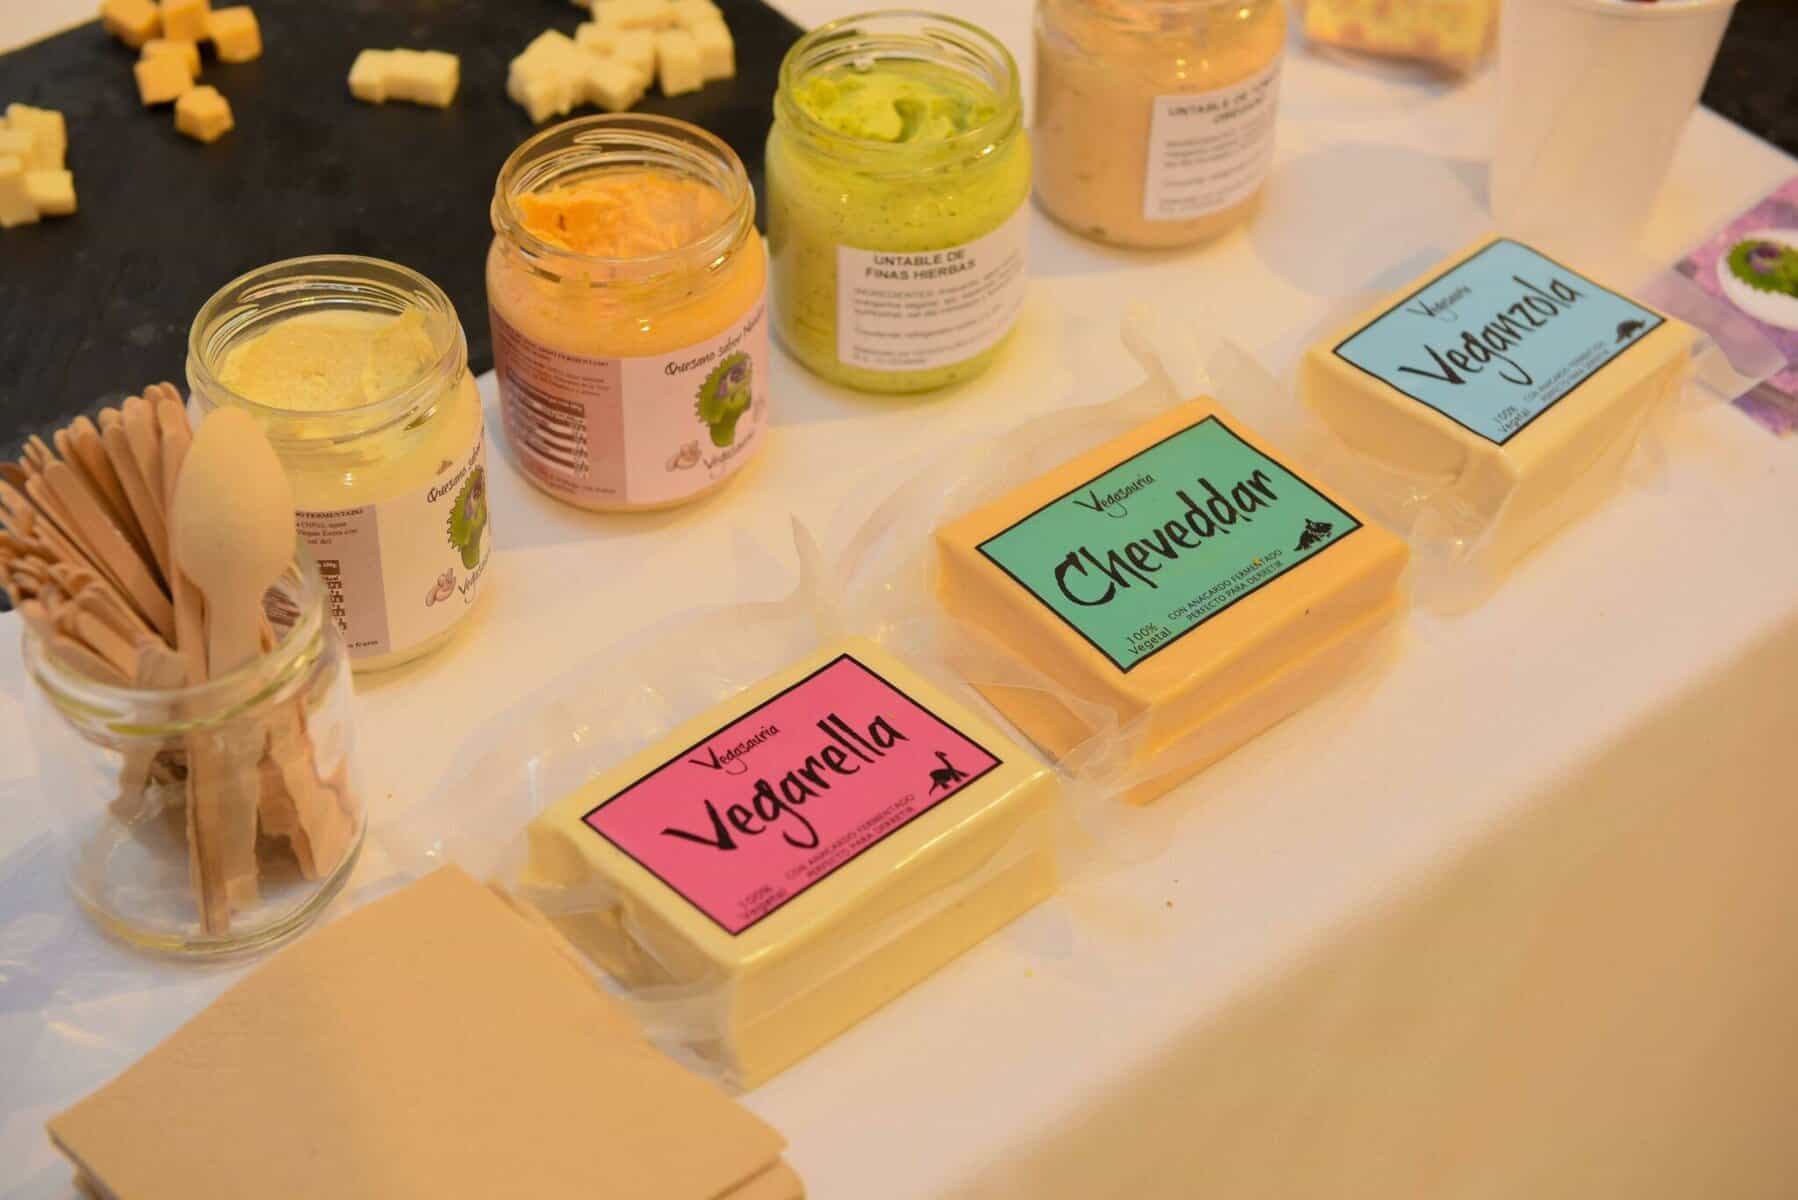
0 0 801 453
174 83 232 141
159 0 210 44
206 6 262 62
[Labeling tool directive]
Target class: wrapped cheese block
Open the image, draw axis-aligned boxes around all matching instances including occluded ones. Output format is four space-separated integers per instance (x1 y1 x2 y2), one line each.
1301 0 1500 74
935 397 1409 805
1301 236 1695 573
523 637 1059 1086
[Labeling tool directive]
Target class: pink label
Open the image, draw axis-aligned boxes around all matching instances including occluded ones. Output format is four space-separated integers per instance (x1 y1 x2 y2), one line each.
584 654 1003 936
492 298 768 507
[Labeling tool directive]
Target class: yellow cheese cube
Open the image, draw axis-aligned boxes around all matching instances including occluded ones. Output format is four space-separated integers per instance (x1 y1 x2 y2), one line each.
347 48 391 102
689 17 733 82
0 156 39 227
0 130 33 164
206 6 261 63
935 398 1409 804
523 639 1059 1087
158 0 208 44
174 84 233 142
1301 236 1695 570
142 37 202 77
5 104 68 171
655 29 703 96
101 0 161 48
134 54 194 105
25 168 76 216
1303 0 1499 74
386 48 460 107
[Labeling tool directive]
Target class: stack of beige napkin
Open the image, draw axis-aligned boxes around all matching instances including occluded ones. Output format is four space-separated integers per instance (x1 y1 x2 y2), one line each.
48 867 802 1200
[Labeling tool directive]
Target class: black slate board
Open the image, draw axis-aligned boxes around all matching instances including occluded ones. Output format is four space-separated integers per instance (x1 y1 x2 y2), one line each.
0 0 801 457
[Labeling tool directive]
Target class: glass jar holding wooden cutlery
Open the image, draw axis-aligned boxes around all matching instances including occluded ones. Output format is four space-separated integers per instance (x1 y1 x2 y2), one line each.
19 548 362 956
3 392 363 956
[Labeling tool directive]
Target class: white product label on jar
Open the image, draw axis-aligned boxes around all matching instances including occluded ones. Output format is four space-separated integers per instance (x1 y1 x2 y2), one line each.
834 204 1030 373
1143 58 1282 222
299 422 491 663
492 299 769 508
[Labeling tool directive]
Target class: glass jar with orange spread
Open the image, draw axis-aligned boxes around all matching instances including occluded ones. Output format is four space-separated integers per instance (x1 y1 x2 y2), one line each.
487 115 769 512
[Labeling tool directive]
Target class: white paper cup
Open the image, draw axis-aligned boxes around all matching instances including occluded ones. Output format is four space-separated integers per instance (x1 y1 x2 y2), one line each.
1491 0 1737 237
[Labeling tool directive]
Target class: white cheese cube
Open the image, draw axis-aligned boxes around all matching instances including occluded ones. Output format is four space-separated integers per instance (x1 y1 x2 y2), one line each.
611 29 657 84
521 29 584 68
668 0 722 30
4 105 67 171
387 49 460 107
158 0 208 43
593 0 674 31
0 156 40 227
134 54 194 105
25 168 76 216
655 29 703 96
174 84 233 142
582 54 647 112
101 0 161 48
142 37 202 77
206 6 261 63
348 48 391 102
507 58 578 124
689 18 733 81
573 22 615 53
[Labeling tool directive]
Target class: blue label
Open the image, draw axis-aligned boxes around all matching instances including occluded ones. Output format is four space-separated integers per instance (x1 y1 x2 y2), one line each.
1332 239 1663 446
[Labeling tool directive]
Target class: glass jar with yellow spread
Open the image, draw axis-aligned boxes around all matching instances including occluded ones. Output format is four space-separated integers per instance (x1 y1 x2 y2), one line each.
1035 0 1286 249
487 115 769 512
767 10 1031 394
188 255 491 673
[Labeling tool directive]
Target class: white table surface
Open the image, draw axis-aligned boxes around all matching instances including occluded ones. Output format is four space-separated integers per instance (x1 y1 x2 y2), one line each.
4 3 1798 1198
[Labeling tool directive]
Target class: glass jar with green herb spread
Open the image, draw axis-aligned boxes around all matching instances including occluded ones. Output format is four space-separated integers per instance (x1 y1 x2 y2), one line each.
766 10 1031 394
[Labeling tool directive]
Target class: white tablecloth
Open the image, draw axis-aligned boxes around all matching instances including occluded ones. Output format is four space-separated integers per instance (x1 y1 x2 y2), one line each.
4 3 1796 1197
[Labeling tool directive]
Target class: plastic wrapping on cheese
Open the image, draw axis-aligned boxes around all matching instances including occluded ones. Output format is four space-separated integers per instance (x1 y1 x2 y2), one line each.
512 637 1058 1087
838 320 1410 809
1299 0 1499 74
390 532 1067 1087
1298 236 1697 594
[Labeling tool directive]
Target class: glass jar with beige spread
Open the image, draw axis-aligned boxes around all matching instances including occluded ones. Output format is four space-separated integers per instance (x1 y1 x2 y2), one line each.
487 115 769 512
188 256 492 672
1034 0 1286 248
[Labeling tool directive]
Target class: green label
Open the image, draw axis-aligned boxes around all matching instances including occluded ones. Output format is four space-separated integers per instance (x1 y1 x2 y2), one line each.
976 416 1361 673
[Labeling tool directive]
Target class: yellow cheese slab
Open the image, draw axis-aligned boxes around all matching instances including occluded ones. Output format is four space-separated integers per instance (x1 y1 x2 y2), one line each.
524 637 1059 1087
1303 0 1498 73
936 397 1408 803
1301 236 1694 570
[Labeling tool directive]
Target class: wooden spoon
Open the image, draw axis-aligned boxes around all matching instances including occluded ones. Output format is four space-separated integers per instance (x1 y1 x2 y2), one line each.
171 409 294 676
171 408 296 928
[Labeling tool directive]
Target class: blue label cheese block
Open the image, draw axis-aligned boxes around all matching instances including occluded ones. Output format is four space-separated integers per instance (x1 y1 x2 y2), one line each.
935 398 1409 805
1302 236 1695 567
522 638 1058 1087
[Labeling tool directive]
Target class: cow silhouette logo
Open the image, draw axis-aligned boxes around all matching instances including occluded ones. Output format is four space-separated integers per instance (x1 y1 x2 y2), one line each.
1615 319 1647 343
927 750 968 794
1294 517 1334 552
